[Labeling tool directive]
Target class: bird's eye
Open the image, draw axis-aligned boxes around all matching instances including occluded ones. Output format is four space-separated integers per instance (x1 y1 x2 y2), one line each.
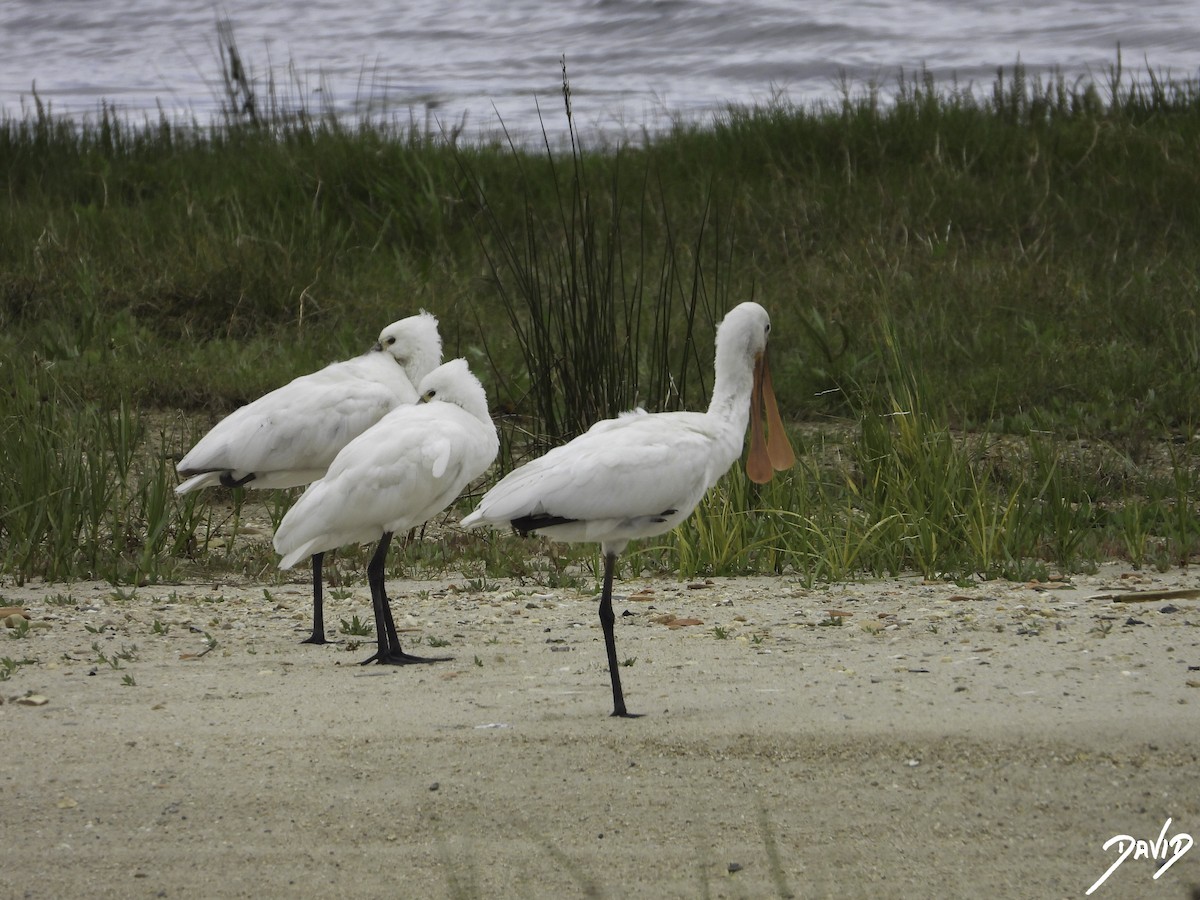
765 323 771 334
385 336 396 346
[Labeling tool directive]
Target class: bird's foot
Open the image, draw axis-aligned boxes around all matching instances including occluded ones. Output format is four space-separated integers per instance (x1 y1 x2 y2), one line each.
610 708 644 719
359 650 453 666
301 633 329 645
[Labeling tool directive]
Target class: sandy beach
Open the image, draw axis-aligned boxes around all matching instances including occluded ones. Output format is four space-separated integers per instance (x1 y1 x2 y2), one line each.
3 561 1199 899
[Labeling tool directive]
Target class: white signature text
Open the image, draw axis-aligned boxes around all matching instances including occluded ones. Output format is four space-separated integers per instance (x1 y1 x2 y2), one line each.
1086 818 1193 895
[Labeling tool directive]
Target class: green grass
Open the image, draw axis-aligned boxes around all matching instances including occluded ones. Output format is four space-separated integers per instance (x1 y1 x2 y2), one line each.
2 51 1200 585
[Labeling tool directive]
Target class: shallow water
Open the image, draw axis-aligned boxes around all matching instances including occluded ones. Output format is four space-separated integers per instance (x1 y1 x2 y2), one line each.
2 0 1197 142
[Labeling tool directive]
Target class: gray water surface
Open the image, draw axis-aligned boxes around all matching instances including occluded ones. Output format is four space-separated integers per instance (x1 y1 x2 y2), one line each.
2 1 1196 141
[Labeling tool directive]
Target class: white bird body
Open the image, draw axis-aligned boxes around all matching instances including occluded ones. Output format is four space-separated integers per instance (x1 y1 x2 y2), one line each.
466 406 745 552
275 380 499 569
176 312 442 492
176 351 418 492
175 311 443 644
462 301 794 716
273 358 498 665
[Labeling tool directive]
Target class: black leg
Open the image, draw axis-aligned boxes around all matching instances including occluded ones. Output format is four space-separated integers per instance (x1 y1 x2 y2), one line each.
381 589 401 653
359 531 451 667
302 551 328 644
599 551 640 718
361 532 394 664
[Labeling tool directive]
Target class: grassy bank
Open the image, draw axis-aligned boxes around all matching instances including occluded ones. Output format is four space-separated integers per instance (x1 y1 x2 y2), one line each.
2 61 1199 585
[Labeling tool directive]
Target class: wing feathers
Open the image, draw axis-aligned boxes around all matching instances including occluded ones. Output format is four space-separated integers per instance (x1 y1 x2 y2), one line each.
466 412 721 527
177 354 414 479
273 402 497 563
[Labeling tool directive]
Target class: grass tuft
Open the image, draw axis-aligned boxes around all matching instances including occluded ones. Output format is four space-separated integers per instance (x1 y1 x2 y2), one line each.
2 39 1199 585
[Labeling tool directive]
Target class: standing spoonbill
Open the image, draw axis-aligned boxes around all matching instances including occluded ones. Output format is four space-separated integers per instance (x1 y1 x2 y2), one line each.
461 301 794 717
273 358 499 665
176 311 442 643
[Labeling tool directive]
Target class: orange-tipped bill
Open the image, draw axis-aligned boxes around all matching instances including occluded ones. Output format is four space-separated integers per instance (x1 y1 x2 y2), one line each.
746 351 796 484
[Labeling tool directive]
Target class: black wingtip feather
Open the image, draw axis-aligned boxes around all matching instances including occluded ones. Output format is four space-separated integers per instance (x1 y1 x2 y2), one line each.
510 514 578 537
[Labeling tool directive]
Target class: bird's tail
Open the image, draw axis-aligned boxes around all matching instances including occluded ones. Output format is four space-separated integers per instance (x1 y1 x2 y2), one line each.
276 540 320 571
175 472 222 494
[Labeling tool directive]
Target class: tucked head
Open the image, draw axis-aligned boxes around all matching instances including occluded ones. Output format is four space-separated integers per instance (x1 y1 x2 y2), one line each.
417 358 492 422
373 310 443 383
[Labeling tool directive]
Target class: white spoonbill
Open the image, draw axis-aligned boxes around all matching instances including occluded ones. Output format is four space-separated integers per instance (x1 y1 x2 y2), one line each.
461 301 795 717
176 311 442 643
273 358 498 665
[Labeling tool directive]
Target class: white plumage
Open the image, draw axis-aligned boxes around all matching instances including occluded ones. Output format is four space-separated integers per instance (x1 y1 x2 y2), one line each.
274 358 498 665
462 301 794 716
176 311 442 642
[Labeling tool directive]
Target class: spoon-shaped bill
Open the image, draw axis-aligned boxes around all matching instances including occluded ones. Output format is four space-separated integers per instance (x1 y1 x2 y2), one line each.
746 351 794 484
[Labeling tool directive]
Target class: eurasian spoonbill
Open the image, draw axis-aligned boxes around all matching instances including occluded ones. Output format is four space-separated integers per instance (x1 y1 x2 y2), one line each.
461 301 794 716
273 358 498 665
176 311 442 642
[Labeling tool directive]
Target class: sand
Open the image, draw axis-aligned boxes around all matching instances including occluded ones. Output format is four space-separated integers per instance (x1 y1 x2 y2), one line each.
2 561 1199 899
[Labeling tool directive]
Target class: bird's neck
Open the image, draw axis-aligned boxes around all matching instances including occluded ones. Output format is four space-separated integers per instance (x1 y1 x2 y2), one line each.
706 344 755 438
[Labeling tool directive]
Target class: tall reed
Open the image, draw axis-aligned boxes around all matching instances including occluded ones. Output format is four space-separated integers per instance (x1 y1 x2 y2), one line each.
457 60 725 454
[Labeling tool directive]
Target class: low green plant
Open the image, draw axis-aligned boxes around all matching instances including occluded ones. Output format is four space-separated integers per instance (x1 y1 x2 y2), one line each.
7 619 32 640
1114 500 1153 569
188 632 219 657
91 641 120 669
1091 619 1115 637
0 656 35 680
339 615 374 637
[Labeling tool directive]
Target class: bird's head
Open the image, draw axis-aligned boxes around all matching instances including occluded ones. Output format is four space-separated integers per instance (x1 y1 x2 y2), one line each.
415 359 492 423
373 310 443 384
719 302 795 484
